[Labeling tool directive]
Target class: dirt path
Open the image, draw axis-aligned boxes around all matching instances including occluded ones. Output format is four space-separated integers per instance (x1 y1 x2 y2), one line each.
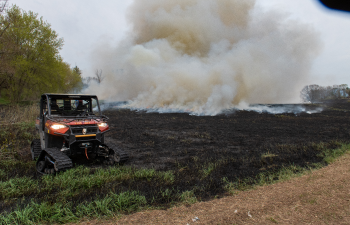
80 152 350 224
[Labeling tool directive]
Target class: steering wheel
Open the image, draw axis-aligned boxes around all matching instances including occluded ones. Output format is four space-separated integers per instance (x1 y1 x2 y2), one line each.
79 109 93 116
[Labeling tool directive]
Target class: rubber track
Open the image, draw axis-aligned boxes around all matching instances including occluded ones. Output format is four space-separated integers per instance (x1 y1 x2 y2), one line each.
45 148 73 171
105 143 129 163
31 139 42 160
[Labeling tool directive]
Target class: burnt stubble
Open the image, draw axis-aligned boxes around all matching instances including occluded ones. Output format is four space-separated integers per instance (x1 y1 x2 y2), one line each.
102 100 350 202
3 100 350 215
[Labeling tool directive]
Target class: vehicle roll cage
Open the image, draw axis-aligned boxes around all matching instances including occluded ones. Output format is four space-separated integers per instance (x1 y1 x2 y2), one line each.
40 93 103 118
46 114 109 123
40 93 109 144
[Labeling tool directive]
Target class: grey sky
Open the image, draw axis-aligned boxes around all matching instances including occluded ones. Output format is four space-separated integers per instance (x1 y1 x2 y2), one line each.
8 0 350 86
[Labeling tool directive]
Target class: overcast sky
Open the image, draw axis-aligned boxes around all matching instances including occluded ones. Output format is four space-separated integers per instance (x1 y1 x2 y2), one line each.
7 0 350 87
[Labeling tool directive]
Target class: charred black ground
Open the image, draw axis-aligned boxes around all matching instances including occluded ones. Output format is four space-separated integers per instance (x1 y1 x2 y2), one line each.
1 99 350 214
101 100 350 200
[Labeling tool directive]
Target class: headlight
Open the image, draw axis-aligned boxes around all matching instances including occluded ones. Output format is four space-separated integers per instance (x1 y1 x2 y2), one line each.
51 124 67 129
98 122 108 127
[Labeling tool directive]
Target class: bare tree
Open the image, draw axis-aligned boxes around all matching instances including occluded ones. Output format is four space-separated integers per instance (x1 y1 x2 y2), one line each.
0 0 8 14
94 69 104 83
300 85 310 102
301 84 350 102
81 69 104 88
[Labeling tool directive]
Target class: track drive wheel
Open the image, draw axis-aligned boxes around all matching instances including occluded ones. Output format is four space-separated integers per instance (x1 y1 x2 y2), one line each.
110 148 128 164
102 143 129 165
31 139 42 160
36 148 73 175
36 160 46 173
111 150 121 163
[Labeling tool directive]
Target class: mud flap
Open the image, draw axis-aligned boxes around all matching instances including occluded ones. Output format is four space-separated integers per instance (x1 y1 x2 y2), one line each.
31 139 42 160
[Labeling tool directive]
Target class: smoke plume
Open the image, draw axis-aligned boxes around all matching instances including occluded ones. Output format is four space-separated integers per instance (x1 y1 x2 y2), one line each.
87 0 321 115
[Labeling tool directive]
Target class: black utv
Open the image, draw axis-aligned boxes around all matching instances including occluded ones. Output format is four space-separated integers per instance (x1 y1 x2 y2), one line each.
31 93 128 174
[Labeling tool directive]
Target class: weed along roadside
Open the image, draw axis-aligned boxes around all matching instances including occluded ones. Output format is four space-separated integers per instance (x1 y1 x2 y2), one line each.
0 100 350 224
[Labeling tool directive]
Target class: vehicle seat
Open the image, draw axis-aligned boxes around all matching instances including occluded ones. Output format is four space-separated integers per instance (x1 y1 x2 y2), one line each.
50 100 61 115
64 100 72 111
76 100 87 111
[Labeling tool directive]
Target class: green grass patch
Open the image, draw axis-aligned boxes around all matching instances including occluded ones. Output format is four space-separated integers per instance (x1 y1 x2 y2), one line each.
201 162 217 178
318 143 350 164
180 190 197 204
159 188 174 203
159 170 175 184
0 177 39 199
0 164 177 202
0 97 10 105
0 191 146 225
38 166 176 200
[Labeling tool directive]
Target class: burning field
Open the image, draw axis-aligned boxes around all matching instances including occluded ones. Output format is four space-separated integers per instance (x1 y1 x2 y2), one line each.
101 100 350 200
1 100 350 223
87 0 321 115
0 0 347 223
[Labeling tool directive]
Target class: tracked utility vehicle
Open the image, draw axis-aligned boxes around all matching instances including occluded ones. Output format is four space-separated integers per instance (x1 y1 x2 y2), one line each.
31 94 128 174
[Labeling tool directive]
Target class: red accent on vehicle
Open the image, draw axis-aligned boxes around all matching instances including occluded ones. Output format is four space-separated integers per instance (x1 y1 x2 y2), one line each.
64 119 100 125
85 148 89 160
45 120 69 135
52 127 69 135
45 120 53 128
99 125 109 133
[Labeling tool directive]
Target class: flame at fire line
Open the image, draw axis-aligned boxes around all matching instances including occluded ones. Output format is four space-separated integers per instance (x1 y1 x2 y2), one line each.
86 0 321 115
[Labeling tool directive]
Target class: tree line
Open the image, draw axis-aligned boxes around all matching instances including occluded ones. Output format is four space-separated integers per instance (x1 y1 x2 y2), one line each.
0 1 83 102
300 84 349 103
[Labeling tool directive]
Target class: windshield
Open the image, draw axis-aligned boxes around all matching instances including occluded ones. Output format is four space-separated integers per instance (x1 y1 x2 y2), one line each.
48 97 101 116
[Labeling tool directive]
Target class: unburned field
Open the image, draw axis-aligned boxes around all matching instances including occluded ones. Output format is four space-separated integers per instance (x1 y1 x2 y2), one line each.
1 100 350 223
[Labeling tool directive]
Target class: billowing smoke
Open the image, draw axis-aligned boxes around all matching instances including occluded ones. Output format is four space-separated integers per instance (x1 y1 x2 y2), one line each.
87 0 321 115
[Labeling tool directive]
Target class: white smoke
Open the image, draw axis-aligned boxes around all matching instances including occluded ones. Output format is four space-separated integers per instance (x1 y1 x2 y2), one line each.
86 0 321 115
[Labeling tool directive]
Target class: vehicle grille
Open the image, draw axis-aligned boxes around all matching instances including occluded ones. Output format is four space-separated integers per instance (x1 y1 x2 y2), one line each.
70 125 98 135
76 136 96 141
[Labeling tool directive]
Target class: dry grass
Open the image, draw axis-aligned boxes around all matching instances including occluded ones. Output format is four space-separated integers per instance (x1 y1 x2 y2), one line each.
0 104 39 124
0 104 39 160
